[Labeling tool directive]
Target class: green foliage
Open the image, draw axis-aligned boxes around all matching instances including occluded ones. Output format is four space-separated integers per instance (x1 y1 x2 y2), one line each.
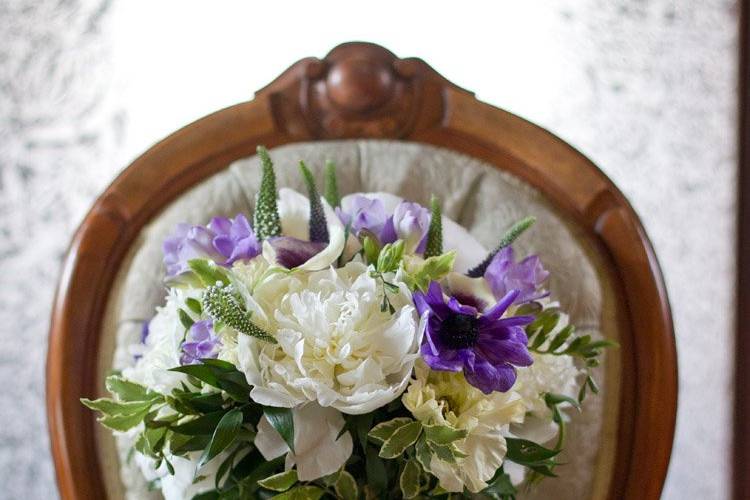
379 421 422 459
199 408 243 468
403 251 456 292
505 438 560 478
467 216 536 277
334 470 358 500
257 470 298 492
188 259 230 287
424 195 443 258
324 160 341 208
481 467 517 500
169 359 251 402
399 459 421 499
263 406 295 454
202 284 276 343
368 417 414 445
376 240 405 274
298 161 329 243
254 145 282 241
269 485 324 500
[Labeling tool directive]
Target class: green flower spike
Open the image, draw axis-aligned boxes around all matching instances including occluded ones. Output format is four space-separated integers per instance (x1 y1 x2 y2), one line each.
254 146 282 241
298 160 329 243
466 216 536 277
424 195 443 258
203 284 276 343
324 159 341 208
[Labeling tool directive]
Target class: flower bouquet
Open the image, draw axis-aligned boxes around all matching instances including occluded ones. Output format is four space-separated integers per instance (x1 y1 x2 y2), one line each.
84 147 613 500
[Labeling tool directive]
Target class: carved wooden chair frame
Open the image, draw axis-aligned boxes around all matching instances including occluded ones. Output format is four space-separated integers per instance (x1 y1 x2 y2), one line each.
47 42 677 499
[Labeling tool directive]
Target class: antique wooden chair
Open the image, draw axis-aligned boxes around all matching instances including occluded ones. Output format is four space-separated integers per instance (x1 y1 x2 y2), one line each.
47 42 677 499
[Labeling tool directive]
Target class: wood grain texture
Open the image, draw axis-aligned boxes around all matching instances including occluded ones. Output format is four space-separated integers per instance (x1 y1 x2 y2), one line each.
46 42 677 499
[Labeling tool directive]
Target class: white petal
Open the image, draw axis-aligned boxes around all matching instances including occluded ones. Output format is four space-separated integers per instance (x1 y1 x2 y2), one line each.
255 415 292 461
278 188 310 240
294 199 345 271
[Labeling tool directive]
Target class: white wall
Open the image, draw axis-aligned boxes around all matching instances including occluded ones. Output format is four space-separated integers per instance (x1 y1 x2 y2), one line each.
0 1 736 498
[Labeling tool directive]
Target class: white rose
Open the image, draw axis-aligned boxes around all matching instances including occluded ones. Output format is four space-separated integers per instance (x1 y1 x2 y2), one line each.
254 403 353 481
235 261 425 414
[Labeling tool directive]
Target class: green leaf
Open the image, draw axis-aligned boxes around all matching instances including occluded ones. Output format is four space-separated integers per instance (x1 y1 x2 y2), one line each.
81 397 155 417
379 421 422 459
467 216 536 277
324 160 340 208
422 424 467 445
367 417 413 445
179 309 195 330
334 470 358 500
376 240 405 274
299 161 329 243
270 486 324 500
199 408 243 468
547 325 574 352
188 259 230 287
254 145 282 241
482 468 517 500
98 407 150 431
105 375 155 402
362 234 381 266
186 297 203 315
264 406 295 454
172 410 227 435
365 446 388 493
403 251 456 292
399 459 421 499
505 438 560 465
414 437 433 472
426 441 466 463
424 195 443 258
545 393 581 411
258 469 298 492
202 284 276 343
341 413 373 451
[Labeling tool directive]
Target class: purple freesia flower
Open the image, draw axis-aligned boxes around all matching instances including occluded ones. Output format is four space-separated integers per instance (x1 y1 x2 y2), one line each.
162 214 261 277
391 201 430 254
180 320 221 365
337 196 431 254
484 247 549 304
413 281 534 394
336 195 390 240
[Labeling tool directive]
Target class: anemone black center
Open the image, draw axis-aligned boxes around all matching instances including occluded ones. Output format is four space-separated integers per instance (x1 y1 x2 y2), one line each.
440 313 479 349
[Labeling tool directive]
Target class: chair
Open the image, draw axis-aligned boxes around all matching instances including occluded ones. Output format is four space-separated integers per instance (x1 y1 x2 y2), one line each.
46 42 677 499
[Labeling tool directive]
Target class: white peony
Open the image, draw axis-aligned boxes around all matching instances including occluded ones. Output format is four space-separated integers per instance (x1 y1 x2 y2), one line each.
403 361 526 493
234 261 425 414
254 403 353 481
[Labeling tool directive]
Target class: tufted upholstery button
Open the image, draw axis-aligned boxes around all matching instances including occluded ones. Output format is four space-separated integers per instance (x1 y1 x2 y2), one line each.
326 58 394 113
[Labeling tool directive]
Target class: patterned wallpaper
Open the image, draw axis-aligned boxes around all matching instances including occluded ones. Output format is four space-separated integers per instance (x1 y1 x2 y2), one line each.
0 1 737 498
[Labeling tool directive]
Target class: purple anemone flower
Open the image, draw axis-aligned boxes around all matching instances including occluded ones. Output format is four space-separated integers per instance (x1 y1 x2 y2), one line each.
413 281 534 394
180 320 221 365
484 247 549 304
266 237 327 269
162 214 261 277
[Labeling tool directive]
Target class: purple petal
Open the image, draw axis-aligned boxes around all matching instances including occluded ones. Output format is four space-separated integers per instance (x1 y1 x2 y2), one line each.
482 290 520 322
463 356 518 394
268 236 327 269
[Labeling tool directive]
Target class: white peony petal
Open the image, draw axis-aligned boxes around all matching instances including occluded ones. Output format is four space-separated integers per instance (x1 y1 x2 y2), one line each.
254 403 353 482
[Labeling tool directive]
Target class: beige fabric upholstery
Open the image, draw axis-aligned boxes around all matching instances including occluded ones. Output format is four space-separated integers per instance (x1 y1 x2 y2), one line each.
98 140 621 500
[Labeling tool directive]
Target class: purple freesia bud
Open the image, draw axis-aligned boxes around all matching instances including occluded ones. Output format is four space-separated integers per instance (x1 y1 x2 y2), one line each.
484 247 549 304
413 281 534 394
162 214 261 277
391 201 431 254
180 320 221 365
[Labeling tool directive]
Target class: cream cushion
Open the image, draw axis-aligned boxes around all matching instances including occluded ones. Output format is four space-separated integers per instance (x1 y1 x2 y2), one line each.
98 140 621 500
